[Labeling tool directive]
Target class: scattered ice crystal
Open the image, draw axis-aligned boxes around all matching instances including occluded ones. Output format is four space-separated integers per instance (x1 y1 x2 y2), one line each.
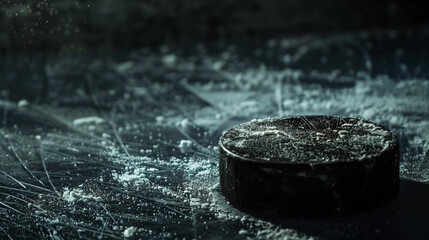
62 188 101 203
162 54 176 66
155 115 165 123
18 99 29 107
73 116 105 125
180 118 191 130
123 227 137 238
178 139 193 153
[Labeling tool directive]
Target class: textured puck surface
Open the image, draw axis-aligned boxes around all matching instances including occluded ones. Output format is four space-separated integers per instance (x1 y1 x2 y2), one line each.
219 116 400 218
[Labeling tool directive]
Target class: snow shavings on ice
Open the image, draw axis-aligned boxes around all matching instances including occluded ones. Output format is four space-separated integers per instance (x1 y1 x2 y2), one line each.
124 227 137 238
62 187 102 203
73 116 105 125
178 139 193 153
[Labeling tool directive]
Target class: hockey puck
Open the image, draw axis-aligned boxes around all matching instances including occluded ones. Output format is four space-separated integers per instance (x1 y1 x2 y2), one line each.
219 116 399 218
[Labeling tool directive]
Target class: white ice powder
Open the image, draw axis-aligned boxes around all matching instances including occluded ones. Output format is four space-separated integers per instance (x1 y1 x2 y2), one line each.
178 140 193 153
62 188 101 203
73 116 105 125
18 99 29 108
123 227 137 238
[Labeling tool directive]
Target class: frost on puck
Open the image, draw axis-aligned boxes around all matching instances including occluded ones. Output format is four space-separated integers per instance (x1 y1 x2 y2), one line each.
219 116 399 218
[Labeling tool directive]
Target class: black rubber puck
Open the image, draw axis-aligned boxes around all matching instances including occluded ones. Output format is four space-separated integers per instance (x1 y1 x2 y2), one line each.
219 116 399 218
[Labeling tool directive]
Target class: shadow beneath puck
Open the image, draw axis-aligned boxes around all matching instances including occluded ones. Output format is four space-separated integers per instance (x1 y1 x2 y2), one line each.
249 179 429 240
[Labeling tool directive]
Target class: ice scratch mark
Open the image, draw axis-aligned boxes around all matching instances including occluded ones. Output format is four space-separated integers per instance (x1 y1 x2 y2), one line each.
190 203 199 240
0 170 27 189
57 220 121 239
107 118 139 170
41 154 59 196
19 181 54 193
0 185 53 197
1 219 42 238
88 188 117 223
17 100 106 143
179 83 235 115
174 125 214 157
0 225 13 240
301 116 318 131
0 200 25 216
0 193 32 207
84 83 139 169
45 225 64 240
0 130 46 187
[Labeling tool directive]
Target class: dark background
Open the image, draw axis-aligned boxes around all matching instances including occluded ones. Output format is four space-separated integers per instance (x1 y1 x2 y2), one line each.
0 0 428 53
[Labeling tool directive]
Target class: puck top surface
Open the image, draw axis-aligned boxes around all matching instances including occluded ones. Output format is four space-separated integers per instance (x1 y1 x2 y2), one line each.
220 116 398 164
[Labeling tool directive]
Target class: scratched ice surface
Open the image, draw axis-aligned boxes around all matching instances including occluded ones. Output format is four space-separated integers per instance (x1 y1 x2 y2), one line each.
1 28 429 239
